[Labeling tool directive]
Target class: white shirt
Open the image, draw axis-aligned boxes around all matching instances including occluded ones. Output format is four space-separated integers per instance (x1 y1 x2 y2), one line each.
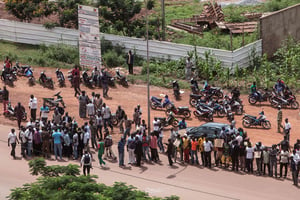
153 120 160 131
83 132 90 144
203 141 213 152
73 133 79 145
87 103 95 116
25 129 33 143
102 106 111 119
246 147 254 159
96 115 103 126
29 97 37 109
235 135 243 145
8 132 17 144
19 130 27 143
284 122 291 131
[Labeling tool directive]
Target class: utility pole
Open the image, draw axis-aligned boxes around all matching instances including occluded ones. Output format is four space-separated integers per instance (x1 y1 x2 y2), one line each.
161 0 166 41
146 0 151 135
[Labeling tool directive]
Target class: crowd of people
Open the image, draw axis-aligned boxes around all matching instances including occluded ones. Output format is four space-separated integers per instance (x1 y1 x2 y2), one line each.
3 65 300 186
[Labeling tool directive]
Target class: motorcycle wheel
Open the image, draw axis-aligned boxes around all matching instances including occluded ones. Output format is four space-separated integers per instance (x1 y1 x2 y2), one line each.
57 107 65 115
193 110 200 117
122 80 129 87
291 101 299 109
235 105 243 115
270 99 279 108
150 101 157 110
248 96 257 105
242 120 251 128
183 110 191 119
172 119 179 127
208 115 213 122
111 116 119 126
262 121 271 129
189 98 197 107
217 109 226 118
216 91 223 99
165 109 172 116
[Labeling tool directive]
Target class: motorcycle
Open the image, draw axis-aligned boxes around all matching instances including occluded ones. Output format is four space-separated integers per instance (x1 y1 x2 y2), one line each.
3 102 27 121
230 99 244 115
12 62 31 76
206 101 226 118
115 69 128 87
67 70 74 87
193 104 214 121
223 103 234 122
82 70 94 88
39 71 54 89
248 89 274 105
28 75 36 86
104 71 115 87
189 94 204 107
43 92 65 114
203 87 224 100
111 113 119 126
242 114 271 129
0 88 3 102
150 96 173 110
56 68 65 87
156 115 179 128
270 95 299 109
1 68 17 86
165 104 191 118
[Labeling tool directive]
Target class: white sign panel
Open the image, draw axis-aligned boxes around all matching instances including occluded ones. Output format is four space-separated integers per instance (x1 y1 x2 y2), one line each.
78 5 101 69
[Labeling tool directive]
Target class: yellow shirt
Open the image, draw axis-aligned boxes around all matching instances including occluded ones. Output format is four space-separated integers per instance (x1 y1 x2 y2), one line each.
198 138 204 152
183 138 190 149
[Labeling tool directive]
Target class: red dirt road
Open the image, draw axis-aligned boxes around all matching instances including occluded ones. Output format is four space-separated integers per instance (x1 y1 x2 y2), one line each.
0 67 300 199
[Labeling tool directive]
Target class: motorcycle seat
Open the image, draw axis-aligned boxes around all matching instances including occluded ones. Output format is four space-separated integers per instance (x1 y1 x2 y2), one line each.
178 106 189 110
157 117 166 121
245 114 256 118
151 96 162 102
44 98 54 101
190 94 202 98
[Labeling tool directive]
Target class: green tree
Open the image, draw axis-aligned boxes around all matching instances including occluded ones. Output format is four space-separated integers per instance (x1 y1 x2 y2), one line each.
4 0 56 22
97 0 142 36
9 158 179 200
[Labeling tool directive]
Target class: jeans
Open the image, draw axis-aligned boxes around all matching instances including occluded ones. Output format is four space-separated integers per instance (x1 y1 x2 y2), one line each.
10 143 16 158
54 143 62 160
280 163 288 177
270 160 277 177
157 137 164 153
73 144 78 159
27 142 32 157
142 146 151 160
119 151 124 166
191 150 199 164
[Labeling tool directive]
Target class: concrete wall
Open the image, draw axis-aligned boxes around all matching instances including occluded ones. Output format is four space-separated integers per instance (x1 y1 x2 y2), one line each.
260 3 300 57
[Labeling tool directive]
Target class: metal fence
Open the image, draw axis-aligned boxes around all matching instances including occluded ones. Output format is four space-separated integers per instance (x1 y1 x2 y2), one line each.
0 19 262 68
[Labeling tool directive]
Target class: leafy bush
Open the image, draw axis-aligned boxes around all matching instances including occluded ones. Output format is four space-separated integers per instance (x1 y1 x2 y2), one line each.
102 50 126 67
40 44 79 64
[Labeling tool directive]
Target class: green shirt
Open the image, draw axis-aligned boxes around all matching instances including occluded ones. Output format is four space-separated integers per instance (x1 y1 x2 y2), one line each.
250 84 256 93
98 141 105 154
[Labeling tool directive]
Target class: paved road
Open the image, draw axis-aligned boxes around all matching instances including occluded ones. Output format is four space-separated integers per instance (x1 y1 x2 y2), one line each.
1 125 299 200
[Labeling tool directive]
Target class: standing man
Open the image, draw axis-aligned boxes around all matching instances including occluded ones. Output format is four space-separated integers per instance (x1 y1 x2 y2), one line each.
101 70 109 98
81 150 92 176
40 103 49 123
97 138 106 167
2 86 9 112
185 57 192 80
277 106 283 133
78 91 89 118
102 103 113 132
134 136 143 167
19 127 27 158
284 118 291 142
14 102 25 130
116 105 125 134
269 144 278 178
8 129 19 159
41 127 50 159
52 128 62 160
127 134 136 165
118 137 126 167
29 95 37 121
203 137 213 168
127 50 134 75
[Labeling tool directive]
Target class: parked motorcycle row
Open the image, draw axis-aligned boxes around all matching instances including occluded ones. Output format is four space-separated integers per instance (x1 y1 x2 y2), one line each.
1 62 130 89
248 88 299 109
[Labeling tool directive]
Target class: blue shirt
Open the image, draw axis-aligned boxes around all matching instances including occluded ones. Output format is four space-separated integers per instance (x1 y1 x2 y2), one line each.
52 131 62 144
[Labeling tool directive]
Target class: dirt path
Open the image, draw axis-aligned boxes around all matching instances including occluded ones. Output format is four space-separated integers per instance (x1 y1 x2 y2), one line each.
0 66 299 146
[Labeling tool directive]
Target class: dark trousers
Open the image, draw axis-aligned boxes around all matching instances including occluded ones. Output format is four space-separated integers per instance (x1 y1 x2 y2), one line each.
136 153 142 166
30 109 37 121
246 158 253 173
151 148 158 162
74 87 81 97
103 85 109 97
10 143 16 158
263 163 270 175
292 167 299 186
201 151 205 166
17 118 22 129
280 163 288 177
97 125 102 139
128 64 133 74
83 165 91 176
168 153 173 166
21 142 27 158
204 151 211 168
232 155 239 171
103 118 113 131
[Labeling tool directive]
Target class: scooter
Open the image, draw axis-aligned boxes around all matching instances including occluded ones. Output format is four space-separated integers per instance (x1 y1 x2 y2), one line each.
150 96 172 110
3 102 27 121
56 68 65 87
39 71 54 89
165 104 191 119
115 69 129 87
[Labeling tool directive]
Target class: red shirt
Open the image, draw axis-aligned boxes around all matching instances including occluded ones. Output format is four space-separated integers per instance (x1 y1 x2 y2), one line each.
72 68 80 76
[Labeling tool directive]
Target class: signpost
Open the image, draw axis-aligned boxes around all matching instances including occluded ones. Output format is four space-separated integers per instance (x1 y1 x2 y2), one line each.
78 5 101 69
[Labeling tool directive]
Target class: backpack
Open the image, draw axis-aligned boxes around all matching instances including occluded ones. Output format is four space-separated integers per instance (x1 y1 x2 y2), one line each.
84 154 90 164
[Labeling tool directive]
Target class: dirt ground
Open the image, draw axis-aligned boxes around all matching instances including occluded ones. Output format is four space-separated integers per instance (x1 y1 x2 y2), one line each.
0 66 299 147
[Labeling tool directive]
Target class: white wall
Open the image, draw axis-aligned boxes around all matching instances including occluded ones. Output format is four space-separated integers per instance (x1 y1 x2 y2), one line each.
0 19 262 68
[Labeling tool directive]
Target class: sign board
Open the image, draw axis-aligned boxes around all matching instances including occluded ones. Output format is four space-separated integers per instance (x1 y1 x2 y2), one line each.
78 5 101 69
214 138 224 148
